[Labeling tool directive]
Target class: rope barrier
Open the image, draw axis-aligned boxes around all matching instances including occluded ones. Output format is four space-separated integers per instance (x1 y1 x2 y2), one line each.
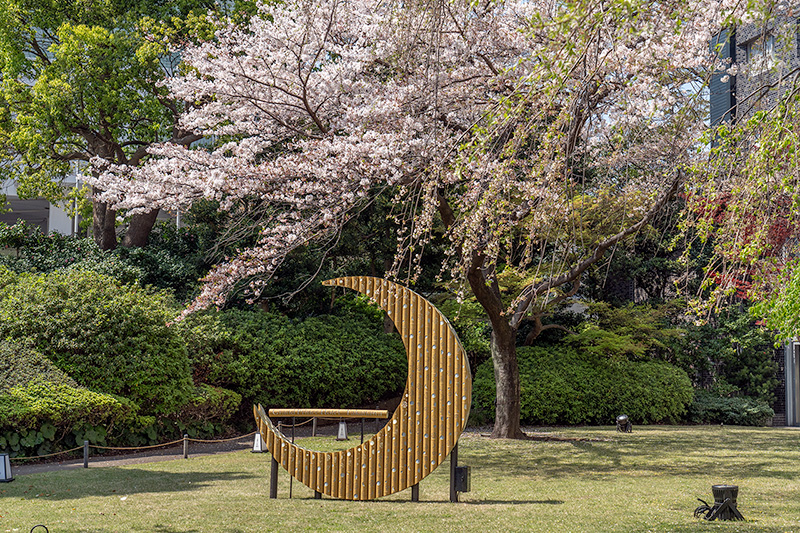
90 439 184 451
8 431 258 461
9 446 84 461
187 430 256 443
273 418 315 429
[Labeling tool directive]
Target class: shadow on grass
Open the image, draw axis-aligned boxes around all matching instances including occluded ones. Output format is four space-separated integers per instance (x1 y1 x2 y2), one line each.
5 468 256 501
462 437 800 482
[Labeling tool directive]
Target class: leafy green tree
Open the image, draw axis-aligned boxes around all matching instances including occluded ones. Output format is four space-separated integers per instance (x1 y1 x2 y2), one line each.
0 0 214 249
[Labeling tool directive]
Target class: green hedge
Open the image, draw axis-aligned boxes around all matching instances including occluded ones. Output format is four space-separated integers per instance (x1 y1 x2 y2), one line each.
472 346 694 425
686 390 774 426
0 380 137 431
176 308 407 410
0 339 77 390
0 380 140 457
0 268 194 415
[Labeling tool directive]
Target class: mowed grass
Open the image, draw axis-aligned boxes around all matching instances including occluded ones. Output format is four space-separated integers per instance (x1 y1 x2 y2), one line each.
2 425 800 532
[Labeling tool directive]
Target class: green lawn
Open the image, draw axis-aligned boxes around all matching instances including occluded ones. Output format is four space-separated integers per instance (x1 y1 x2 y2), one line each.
2 426 799 532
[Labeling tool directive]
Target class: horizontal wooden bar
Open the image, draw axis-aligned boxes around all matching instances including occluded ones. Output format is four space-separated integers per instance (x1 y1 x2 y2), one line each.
268 409 389 419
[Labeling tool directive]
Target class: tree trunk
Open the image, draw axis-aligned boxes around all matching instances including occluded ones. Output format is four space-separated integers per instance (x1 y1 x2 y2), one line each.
121 209 160 248
92 189 117 251
490 326 526 439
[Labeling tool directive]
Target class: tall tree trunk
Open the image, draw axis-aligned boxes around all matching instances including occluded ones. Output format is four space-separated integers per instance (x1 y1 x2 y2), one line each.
465 252 527 439
92 188 117 251
489 325 526 439
121 209 160 248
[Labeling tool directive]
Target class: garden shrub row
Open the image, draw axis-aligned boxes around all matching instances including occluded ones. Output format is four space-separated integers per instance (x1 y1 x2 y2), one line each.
686 390 775 426
0 266 407 456
175 306 408 411
471 345 694 425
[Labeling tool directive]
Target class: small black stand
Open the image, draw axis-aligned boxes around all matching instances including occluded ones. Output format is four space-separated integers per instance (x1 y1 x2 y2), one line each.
269 457 279 499
449 443 458 503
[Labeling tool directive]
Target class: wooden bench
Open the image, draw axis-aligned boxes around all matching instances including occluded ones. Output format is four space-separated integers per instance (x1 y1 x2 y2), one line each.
268 409 388 442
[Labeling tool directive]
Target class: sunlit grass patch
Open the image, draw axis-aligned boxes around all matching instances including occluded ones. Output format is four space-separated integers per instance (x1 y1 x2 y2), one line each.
1 426 799 532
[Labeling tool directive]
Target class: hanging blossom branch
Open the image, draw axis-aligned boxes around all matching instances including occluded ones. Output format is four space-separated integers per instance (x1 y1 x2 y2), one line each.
86 0 748 315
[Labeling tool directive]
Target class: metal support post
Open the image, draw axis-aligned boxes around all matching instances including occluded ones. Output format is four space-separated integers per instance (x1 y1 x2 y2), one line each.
361 418 365 444
449 443 458 503
183 434 189 459
270 456 279 499
83 441 89 468
312 417 317 437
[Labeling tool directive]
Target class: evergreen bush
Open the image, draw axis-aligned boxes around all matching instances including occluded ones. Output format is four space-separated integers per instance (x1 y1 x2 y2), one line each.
686 390 775 426
0 269 194 416
176 307 407 412
0 339 77 390
471 345 693 425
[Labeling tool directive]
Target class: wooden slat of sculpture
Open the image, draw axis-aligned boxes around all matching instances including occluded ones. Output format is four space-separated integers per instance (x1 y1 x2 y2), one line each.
253 276 472 500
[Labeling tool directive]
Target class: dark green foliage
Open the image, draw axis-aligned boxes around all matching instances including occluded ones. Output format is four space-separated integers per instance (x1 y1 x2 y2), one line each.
0 269 194 415
0 221 204 300
471 345 693 425
172 384 242 424
565 301 684 361
0 339 77 390
176 306 407 411
686 390 775 426
675 306 778 404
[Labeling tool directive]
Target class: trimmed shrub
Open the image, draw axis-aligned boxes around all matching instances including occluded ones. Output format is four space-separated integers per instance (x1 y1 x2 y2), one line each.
0 381 137 431
686 390 774 426
472 346 694 425
175 307 407 412
172 384 242 424
0 339 77 390
0 380 139 457
0 269 194 415
0 221 204 300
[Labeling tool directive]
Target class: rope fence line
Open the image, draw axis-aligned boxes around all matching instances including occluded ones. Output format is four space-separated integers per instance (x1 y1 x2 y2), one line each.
186 430 256 443
8 446 84 461
8 431 258 462
91 438 184 451
8 417 386 464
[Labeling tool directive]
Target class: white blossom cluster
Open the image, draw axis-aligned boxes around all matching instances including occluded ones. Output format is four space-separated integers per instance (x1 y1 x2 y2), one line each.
86 0 754 312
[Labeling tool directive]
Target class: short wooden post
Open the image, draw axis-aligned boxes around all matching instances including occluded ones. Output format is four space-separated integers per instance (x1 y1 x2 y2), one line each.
269 456 278 499
449 443 458 503
312 417 317 437
83 440 89 468
183 434 189 459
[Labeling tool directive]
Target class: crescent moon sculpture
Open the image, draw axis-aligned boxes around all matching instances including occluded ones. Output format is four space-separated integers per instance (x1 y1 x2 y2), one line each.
253 276 472 500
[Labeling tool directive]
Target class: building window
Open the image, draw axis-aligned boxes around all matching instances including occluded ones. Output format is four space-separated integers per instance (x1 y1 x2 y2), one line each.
745 34 776 69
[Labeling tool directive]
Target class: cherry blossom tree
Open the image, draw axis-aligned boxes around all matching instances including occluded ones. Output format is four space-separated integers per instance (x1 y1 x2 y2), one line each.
93 0 751 437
